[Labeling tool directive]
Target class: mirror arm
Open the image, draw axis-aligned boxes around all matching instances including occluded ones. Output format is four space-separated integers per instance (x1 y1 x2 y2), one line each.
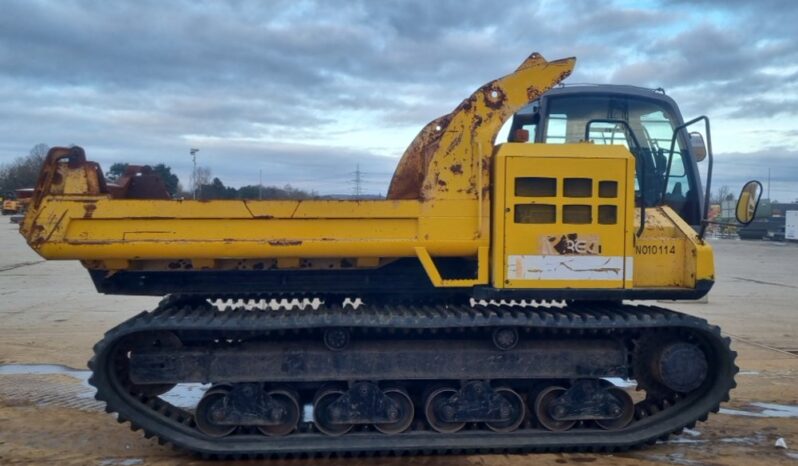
701 219 739 227
664 116 713 239
584 119 646 237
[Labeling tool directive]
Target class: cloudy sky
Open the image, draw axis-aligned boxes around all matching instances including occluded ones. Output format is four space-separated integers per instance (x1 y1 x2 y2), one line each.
1 0 797 199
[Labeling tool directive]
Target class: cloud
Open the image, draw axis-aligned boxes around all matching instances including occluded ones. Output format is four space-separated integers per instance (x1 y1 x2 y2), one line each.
711 147 798 201
0 0 796 195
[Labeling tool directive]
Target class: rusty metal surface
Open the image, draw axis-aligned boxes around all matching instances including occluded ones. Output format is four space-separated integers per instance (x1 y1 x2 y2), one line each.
387 53 575 200
107 165 170 200
22 146 104 250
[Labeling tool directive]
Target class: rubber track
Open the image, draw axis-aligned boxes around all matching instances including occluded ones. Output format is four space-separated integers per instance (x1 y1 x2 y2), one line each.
88 302 737 459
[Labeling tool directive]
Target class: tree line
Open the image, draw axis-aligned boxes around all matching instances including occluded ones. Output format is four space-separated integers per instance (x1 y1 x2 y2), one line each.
0 144 49 194
107 162 317 200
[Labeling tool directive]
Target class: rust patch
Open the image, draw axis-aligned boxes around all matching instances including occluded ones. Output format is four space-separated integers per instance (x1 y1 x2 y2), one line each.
449 163 463 174
482 155 491 172
268 239 303 246
482 83 507 110
444 131 463 156
457 95 475 112
387 114 450 199
526 86 543 101
470 114 483 134
82 203 97 219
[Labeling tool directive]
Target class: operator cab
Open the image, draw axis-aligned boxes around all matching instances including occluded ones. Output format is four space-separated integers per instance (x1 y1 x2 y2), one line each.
509 85 703 226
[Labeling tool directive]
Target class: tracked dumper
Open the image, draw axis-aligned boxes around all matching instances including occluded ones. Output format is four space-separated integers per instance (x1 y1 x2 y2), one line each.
20 53 752 458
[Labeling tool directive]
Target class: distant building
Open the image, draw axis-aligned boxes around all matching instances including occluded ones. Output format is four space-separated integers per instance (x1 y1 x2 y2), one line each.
720 194 736 220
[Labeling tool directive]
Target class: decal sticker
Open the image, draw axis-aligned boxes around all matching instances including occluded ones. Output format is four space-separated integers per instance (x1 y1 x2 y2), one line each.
541 233 601 255
507 255 628 281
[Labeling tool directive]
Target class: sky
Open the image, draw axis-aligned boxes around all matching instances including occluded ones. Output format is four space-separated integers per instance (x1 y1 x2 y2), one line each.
1 0 797 200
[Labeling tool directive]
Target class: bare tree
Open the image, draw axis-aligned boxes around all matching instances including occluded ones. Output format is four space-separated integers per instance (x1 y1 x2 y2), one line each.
29 143 49 158
194 166 211 198
711 185 731 204
0 143 49 193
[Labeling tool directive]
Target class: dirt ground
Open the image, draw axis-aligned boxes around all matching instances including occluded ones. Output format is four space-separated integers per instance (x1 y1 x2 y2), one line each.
1 221 797 465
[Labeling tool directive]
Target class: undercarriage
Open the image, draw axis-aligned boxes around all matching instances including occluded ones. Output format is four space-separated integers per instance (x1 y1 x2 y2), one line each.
88 297 736 458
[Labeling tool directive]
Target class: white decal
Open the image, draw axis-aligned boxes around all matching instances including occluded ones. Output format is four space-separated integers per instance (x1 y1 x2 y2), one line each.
507 255 629 281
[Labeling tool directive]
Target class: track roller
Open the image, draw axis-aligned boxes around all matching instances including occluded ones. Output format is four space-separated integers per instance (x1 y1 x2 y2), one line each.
374 387 414 434
595 387 634 430
425 381 525 433
257 388 301 436
485 387 526 432
424 386 466 433
534 386 576 431
313 386 353 436
195 386 237 437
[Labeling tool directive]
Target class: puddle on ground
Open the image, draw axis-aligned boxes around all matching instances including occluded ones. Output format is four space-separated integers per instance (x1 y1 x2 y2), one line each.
665 437 706 445
0 363 91 377
98 459 144 466
663 427 705 445
0 363 204 410
645 452 705 466
719 402 798 418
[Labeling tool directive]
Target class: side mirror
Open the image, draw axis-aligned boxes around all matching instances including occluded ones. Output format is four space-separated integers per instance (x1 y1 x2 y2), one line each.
690 132 707 162
736 180 763 225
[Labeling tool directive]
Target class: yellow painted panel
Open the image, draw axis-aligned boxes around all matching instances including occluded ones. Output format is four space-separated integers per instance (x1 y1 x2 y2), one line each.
632 237 686 287
28 197 485 262
632 207 713 288
494 144 634 289
36 240 483 261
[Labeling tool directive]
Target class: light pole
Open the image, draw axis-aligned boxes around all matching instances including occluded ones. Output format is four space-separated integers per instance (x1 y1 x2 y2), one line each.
190 148 199 200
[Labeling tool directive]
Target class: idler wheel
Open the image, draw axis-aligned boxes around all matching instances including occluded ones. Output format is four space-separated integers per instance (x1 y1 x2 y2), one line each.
257 388 301 436
654 342 709 393
195 386 237 437
424 387 466 433
486 387 526 432
534 386 576 431
313 387 353 436
595 387 635 430
374 387 414 435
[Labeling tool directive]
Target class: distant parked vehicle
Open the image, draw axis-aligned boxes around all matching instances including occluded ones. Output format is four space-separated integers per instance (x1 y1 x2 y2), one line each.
786 211 797 241
738 216 785 241
2 188 34 216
